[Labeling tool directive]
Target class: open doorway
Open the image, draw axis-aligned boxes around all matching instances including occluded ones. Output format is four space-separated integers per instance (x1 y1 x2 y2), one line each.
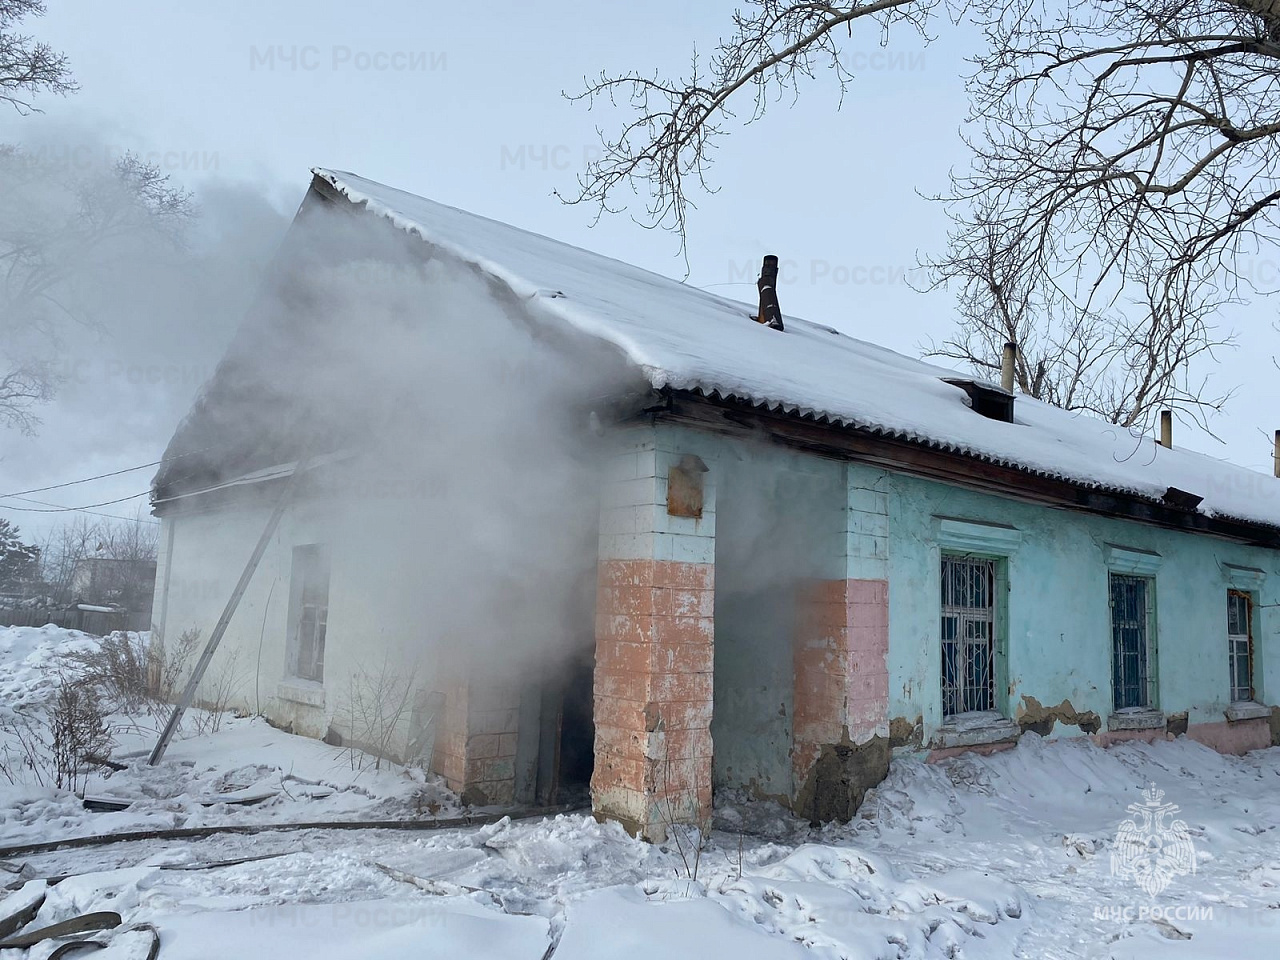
513 649 595 807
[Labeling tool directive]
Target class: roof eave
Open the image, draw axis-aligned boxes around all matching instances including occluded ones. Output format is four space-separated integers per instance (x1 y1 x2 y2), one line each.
652 388 1280 549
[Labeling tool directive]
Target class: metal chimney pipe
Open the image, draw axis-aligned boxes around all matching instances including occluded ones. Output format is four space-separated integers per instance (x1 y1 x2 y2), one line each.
1000 342 1017 393
1274 429 1279 478
1159 410 1173 449
756 255 784 331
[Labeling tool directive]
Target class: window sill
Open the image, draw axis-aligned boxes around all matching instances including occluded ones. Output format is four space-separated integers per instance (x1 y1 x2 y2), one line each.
1107 708 1165 732
277 679 325 708
1224 702 1271 723
935 711 1020 749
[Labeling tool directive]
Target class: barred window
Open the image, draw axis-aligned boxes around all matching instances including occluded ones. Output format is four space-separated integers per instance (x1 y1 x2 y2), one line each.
940 555 996 716
1110 574 1154 710
1227 591 1254 704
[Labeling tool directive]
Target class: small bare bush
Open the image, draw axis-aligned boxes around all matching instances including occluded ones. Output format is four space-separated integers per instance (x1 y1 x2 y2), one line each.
0 680 113 792
190 648 244 737
337 655 418 772
49 679 113 792
654 731 705 881
150 627 201 703
0 711 51 787
60 631 151 712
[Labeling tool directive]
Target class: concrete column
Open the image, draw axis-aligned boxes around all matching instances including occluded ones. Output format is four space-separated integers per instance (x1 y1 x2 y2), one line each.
591 426 716 840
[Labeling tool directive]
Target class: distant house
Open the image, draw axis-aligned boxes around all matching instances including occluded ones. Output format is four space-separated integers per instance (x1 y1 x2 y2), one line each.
151 169 1279 840
69 556 157 613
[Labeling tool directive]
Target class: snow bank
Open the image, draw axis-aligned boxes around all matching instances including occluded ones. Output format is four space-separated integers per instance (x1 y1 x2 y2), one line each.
5 627 1279 957
153 899 551 960
0 627 458 847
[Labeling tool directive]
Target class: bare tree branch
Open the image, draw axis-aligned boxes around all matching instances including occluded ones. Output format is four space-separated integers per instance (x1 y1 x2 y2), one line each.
0 0 74 114
566 0 1278 430
0 147 194 432
920 0 1280 427
559 1 939 254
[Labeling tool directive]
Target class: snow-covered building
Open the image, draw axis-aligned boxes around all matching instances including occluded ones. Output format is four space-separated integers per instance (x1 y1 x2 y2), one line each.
151 169 1280 840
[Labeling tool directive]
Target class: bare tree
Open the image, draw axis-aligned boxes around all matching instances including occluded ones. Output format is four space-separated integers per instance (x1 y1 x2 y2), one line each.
1 0 75 431
566 0 1280 429
37 513 157 603
0 0 75 114
0 148 193 432
37 514 98 600
1 5 191 432
96 508 159 564
923 207 1234 428
560 1 940 243
921 0 1280 428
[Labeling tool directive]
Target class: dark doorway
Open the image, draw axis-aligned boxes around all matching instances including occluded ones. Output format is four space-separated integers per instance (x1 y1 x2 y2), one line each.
514 650 595 806
548 650 595 804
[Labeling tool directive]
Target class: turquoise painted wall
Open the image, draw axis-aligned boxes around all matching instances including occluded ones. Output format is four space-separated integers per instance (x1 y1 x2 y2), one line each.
618 422 1276 773
645 425 845 798
884 472 1280 743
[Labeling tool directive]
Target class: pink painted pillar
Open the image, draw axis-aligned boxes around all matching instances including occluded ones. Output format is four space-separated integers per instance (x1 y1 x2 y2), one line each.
590 428 717 841
792 466 891 802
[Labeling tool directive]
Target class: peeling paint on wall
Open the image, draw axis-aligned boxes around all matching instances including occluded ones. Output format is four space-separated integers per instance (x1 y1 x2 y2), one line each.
1015 696 1101 736
792 730 890 825
888 715 923 749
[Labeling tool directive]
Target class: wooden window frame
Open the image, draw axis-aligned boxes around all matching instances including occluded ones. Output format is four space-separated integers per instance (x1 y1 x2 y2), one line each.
1227 589 1254 705
287 544 330 684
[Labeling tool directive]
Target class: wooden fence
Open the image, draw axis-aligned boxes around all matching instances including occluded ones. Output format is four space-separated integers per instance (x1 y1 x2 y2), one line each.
0 605 150 635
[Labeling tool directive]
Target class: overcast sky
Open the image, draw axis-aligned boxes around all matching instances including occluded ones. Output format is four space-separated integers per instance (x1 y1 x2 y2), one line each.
1 1 1276 539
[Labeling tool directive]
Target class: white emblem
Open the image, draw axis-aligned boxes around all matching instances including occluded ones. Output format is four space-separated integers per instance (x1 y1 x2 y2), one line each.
1110 783 1196 897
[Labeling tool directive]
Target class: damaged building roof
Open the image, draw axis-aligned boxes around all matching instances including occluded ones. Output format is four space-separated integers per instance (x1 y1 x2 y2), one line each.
154 167 1280 539
304 168 1280 535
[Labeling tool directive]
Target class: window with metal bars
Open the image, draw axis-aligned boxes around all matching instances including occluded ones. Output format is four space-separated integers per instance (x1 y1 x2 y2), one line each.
940 555 997 716
288 544 330 683
1227 590 1254 703
1109 573 1154 710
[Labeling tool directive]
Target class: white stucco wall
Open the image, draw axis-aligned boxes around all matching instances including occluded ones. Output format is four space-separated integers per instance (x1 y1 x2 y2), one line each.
152 489 446 748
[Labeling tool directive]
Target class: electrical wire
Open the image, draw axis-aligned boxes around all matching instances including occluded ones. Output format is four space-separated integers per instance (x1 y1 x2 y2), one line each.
1 493 160 524
0 446 210 501
0 491 155 519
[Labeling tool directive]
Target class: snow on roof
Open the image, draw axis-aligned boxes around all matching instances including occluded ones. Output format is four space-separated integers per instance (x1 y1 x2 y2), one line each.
313 168 1280 533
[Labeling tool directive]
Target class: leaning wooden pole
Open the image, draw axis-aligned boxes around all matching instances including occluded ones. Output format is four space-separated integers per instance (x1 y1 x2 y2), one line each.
148 456 312 765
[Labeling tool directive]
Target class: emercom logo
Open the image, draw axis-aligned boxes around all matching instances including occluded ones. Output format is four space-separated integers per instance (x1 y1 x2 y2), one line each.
1110 782 1197 897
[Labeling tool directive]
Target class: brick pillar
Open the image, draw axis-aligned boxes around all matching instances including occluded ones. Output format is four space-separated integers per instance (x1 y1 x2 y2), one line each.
842 466 891 741
792 466 891 817
846 578 890 734
431 676 470 791
591 428 715 841
793 579 851 785
430 673 521 806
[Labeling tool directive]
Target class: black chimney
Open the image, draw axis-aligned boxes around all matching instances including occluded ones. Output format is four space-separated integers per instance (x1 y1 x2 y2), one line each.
755 255 784 331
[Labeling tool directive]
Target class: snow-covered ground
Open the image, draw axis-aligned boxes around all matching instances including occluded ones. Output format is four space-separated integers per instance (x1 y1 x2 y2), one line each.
3 627 1279 958
0 626 458 848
